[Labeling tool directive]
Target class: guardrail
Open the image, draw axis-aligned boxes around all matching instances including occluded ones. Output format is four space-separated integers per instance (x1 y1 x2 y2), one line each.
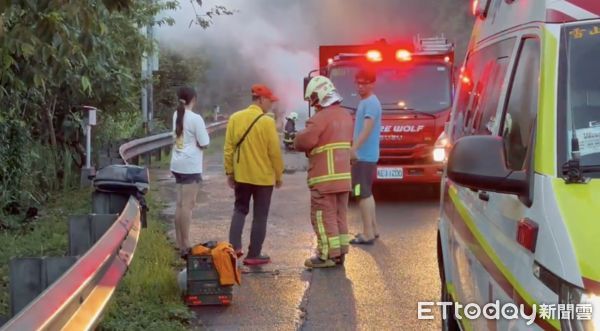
1 120 228 331
120 120 228 164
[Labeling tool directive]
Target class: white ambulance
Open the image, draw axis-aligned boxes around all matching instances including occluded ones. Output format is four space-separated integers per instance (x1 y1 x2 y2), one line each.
438 1 600 330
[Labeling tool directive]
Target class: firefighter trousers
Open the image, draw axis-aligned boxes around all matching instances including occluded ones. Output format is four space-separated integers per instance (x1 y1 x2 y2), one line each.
310 190 350 260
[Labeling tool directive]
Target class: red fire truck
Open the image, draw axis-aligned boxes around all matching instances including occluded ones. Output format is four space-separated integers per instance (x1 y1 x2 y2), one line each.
304 36 454 191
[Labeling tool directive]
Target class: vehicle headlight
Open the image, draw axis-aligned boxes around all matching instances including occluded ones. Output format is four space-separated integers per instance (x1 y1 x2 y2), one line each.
433 131 449 162
433 148 446 162
560 282 599 331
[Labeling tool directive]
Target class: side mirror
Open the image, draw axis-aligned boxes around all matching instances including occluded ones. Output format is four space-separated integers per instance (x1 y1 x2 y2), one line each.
447 135 528 196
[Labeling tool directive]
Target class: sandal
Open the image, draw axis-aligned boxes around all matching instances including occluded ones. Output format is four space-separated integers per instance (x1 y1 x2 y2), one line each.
350 234 375 245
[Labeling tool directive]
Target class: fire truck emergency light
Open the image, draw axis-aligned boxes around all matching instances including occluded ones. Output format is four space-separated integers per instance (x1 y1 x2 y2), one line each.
366 50 383 62
395 49 412 62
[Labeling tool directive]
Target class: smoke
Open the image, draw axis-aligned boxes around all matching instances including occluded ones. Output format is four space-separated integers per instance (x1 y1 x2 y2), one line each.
156 0 472 122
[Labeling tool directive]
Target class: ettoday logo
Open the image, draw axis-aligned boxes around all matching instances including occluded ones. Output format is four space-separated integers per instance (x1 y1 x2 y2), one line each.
418 301 594 325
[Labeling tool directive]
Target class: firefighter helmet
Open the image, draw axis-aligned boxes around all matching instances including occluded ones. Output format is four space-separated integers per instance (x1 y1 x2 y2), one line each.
304 76 342 108
287 112 298 121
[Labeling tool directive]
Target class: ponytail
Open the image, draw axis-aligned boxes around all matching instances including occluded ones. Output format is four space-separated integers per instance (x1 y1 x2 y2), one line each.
175 99 185 138
175 86 197 138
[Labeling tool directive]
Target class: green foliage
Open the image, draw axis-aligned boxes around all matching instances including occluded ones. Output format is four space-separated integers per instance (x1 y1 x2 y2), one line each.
0 0 177 213
154 46 210 127
0 187 91 318
99 191 193 331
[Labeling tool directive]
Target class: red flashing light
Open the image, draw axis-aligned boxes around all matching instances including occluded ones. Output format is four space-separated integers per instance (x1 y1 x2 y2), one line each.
444 56 451 63
395 49 412 62
472 0 479 16
517 218 539 253
366 50 383 62
327 58 333 64
461 76 471 85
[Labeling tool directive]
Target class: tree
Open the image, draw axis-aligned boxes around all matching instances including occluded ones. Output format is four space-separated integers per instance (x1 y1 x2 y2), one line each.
0 0 176 212
153 47 209 127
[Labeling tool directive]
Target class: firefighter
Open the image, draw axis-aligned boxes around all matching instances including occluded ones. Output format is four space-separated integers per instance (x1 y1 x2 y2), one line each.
283 112 298 150
294 76 354 268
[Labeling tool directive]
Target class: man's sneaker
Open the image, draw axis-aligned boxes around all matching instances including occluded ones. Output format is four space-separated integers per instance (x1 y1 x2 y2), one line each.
243 254 271 266
333 254 346 266
304 256 336 268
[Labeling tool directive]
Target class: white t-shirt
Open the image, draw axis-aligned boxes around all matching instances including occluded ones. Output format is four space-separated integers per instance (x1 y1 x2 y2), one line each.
170 109 210 174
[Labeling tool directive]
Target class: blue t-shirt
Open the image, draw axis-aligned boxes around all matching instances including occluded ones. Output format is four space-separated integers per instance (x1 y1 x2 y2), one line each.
353 94 382 162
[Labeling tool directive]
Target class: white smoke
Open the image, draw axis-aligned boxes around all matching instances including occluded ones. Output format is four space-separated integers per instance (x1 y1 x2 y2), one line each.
156 0 473 123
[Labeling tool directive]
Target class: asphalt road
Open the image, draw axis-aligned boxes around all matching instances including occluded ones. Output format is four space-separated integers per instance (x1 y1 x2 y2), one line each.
155 150 442 331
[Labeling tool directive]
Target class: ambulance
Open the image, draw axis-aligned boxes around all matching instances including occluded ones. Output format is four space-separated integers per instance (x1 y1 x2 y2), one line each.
437 0 600 330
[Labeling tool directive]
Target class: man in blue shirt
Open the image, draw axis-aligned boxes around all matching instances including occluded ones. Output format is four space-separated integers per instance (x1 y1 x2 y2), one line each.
350 69 382 245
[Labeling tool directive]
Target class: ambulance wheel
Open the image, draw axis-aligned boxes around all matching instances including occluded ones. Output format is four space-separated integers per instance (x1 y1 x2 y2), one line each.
441 282 460 331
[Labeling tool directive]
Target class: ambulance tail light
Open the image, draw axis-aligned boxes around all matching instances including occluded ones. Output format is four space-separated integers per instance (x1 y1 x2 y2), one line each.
396 49 412 62
366 50 382 62
516 218 538 253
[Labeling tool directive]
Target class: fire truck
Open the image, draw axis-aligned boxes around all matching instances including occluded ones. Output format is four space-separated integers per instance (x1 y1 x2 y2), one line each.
304 36 455 191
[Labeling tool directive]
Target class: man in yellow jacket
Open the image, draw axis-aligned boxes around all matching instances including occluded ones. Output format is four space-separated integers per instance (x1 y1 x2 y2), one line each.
224 84 284 266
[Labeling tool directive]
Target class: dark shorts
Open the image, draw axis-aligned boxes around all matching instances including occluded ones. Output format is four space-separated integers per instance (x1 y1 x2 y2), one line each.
172 172 202 184
351 161 377 198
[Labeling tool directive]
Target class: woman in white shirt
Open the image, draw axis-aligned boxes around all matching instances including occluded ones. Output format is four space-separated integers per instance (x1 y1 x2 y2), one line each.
170 86 210 258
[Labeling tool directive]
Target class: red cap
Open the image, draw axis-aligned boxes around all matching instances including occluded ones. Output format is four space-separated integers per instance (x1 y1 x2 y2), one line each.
251 84 279 102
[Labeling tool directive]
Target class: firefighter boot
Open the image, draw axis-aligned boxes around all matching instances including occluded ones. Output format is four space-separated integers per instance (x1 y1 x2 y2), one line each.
304 255 335 268
333 254 346 266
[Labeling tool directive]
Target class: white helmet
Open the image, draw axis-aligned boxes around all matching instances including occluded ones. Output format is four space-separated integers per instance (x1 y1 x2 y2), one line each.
304 76 343 108
287 112 298 121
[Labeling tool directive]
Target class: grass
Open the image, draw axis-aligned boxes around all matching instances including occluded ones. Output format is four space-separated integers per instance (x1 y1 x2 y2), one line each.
0 187 92 319
99 187 193 331
101 133 226 330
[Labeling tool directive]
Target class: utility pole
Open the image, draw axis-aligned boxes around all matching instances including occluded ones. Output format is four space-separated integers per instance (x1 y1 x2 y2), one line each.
141 1 158 135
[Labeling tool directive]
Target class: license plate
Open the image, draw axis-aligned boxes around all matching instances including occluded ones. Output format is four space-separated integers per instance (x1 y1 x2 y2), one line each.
377 167 403 179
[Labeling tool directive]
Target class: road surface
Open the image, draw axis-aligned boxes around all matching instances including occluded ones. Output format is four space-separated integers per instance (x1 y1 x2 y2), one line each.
154 149 442 331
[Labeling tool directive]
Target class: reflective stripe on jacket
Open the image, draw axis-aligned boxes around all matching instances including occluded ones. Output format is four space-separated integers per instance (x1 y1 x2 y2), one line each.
294 104 354 194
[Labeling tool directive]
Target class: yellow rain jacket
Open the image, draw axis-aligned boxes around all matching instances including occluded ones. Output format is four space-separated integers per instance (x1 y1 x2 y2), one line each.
223 105 284 186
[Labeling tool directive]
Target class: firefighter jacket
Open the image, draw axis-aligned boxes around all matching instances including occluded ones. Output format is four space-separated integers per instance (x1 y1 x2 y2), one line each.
294 104 354 194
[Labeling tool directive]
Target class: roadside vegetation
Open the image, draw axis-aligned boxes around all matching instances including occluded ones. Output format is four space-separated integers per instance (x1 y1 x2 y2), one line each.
99 189 192 331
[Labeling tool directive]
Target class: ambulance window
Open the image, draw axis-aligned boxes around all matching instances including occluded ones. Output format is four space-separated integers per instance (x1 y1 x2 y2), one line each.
451 38 515 141
501 38 541 171
474 57 510 134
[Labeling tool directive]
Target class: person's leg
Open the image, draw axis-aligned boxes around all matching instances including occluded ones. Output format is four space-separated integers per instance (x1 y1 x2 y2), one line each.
229 182 252 252
323 193 341 259
369 164 379 238
247 185 274 259
351 162 376 243
174 183 184 250
305 190 336 268
180 182 200 251
371 197 379 238
358 196 376 240
337 192 351 256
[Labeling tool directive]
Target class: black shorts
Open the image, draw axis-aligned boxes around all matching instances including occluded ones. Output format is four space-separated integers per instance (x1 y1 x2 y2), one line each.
351 161 377 198
172 172 202 184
